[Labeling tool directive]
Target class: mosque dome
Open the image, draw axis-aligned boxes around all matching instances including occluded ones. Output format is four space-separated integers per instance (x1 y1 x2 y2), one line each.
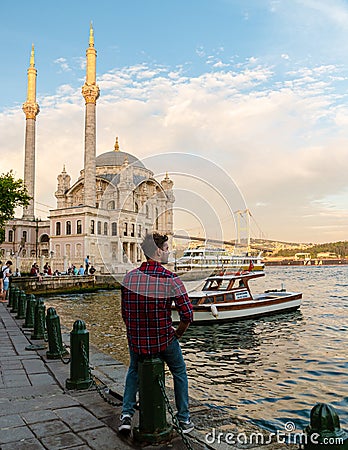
96 137 145 169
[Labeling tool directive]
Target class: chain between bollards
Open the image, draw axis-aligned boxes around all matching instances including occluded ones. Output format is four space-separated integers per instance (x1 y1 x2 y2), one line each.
158 378 195 450
80 340 122 407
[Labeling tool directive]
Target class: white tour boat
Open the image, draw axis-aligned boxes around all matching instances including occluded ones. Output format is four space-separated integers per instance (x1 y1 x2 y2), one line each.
175 246 264 272
172 271 302 324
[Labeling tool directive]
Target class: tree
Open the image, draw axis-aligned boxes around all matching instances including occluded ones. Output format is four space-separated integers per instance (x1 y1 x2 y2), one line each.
0 171 31 244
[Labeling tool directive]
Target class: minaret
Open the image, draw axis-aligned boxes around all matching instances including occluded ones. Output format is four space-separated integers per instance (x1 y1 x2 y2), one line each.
22 44 39 220
82 22 100 207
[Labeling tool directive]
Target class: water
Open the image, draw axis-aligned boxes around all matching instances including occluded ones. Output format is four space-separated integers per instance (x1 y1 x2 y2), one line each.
44 266 348 432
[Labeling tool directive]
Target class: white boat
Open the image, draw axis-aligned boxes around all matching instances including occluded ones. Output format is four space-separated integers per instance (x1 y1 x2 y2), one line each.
172 271 302 324
175 246 264 272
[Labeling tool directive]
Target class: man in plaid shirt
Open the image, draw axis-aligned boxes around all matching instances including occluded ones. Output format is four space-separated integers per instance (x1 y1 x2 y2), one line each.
119 232 194 435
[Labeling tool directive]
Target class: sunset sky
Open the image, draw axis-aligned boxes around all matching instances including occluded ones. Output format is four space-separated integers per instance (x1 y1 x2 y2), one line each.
1 0 348 244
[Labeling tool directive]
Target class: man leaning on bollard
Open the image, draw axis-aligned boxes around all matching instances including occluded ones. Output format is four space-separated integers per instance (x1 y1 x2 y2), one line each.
119 232 194 435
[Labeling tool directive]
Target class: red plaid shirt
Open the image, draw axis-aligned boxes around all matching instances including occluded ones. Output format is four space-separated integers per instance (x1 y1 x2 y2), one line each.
121 261 193 355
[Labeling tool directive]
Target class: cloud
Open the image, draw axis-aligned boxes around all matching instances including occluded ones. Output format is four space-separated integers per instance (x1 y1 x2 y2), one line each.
54 57 71 72
1 58 348 243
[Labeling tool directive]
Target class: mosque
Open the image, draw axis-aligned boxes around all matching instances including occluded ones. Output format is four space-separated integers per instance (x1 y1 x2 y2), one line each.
1 25 174 274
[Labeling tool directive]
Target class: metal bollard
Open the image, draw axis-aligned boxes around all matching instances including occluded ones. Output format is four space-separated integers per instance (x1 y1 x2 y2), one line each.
46 307 68 359
31 299 46 340
7 285 15 308
16 291 27 320
65 320 92 390
24 294 36 328
11 288 20 314
133 357 172 443
303 403 348 449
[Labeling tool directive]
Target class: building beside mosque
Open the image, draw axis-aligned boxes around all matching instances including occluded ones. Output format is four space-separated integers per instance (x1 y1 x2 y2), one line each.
0 25 174 273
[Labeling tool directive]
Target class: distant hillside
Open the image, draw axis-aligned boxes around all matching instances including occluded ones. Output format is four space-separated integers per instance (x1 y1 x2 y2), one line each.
272 241 348 258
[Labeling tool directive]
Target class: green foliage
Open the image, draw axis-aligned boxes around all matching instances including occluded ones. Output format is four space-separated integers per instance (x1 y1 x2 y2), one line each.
0 171 31 243
274 241 348 258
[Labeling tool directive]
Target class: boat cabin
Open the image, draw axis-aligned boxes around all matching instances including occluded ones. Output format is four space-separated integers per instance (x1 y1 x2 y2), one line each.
189 271 265 306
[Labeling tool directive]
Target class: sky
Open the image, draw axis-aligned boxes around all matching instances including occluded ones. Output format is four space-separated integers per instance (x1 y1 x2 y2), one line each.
1 0 348 244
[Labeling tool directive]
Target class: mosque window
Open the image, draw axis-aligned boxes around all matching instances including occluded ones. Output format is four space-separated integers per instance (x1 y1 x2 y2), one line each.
155 208 159 229
91 220 95 234
22 231 27 242
66 221 71 235
135 202 139 213
97 221 102 235
8 230 13 242
56 222 61 235
104 222 108 235
107 200 115 210
124 222 128 236
112 222 117 236
131 224 135 237
77 220 82 234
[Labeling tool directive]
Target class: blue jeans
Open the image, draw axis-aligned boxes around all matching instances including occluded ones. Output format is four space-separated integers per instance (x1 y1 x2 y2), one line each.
122 338 190 422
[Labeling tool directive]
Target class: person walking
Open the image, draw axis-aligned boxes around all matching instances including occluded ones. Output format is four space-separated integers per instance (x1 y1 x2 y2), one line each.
84 255 90 275
119 232 194 435
1 261 12 301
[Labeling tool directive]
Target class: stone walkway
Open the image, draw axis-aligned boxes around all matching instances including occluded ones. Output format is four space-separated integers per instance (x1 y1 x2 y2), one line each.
0 302 203 450
0 298 300 450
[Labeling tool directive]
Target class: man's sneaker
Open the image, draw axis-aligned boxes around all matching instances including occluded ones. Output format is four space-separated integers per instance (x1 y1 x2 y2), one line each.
118 415 132 434
179 419 194 434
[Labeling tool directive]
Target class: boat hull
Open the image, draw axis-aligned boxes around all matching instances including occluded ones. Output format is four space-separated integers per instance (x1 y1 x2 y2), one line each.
172 294 302 324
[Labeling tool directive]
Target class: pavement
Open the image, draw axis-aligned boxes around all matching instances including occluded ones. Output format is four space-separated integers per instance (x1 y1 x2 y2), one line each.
0 301 205 450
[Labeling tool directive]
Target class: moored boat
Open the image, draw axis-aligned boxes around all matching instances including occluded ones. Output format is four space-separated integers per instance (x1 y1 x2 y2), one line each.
172 271 302 324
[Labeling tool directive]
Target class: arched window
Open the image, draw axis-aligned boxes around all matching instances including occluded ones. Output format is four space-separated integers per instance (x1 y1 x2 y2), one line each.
77 220 82 234
66 221 71 235
8 230 13 242
124 222 128 236
97 221 101 235
104 222 108 235
138 225 142 237
131 223 135 237
155 208 159 230
90 220 95 234
107 200 115 210
56 222 61 235
112 222 117 236
22 231 27 242
135 202 139 213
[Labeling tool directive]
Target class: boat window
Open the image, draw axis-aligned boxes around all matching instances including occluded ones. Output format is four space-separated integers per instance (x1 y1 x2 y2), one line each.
225 293 234 301
203 298 212 304
189 298 199 305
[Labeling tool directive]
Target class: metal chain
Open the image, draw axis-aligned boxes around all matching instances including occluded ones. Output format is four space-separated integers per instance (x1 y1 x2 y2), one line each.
80 341 122 407
49 323 71 364
158 378 195 450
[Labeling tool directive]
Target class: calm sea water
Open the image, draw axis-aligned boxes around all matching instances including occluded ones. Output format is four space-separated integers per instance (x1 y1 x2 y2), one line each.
44 266 348 432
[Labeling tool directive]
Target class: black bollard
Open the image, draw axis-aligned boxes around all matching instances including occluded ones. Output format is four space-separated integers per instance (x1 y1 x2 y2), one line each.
11 287 20 314
46 307 68 359
65 320 92 390
7 285 15 308
31 299 46 340
24 294 36 328
16 291 27 320
133 357 172 444
303 403 348 449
